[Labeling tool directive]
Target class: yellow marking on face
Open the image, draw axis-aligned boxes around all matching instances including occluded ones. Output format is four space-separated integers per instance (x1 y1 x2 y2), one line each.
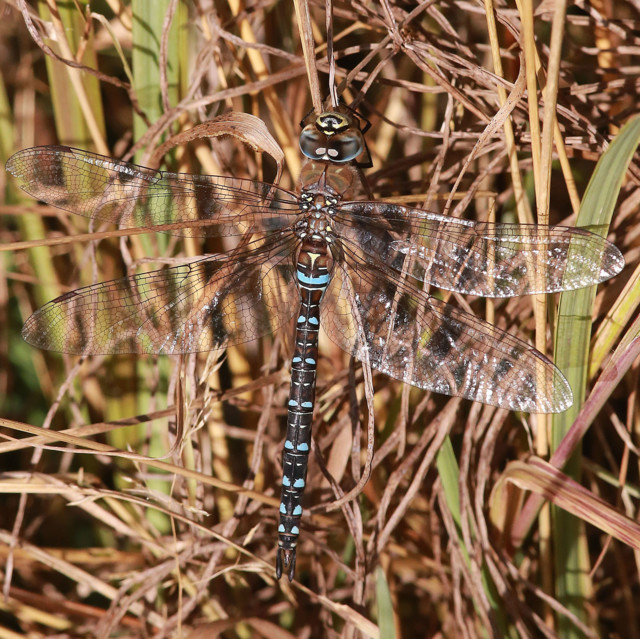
316 112 350 135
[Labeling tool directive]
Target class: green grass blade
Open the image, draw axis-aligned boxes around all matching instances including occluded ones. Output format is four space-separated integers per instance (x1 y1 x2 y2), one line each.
129 1 188 533
436 436 463 531
375 567 397 639
131 0 187 149
552 115 640 635
437 437 502 636
37 0 106 147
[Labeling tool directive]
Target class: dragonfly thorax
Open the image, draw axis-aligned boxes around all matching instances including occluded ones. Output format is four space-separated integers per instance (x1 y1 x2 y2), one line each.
296 188 339 241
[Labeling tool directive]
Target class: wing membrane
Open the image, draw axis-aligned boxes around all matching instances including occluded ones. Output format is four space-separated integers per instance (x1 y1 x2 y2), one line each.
334 202 624 297
7 146 300 237
321 238 573 413
22 233 299 355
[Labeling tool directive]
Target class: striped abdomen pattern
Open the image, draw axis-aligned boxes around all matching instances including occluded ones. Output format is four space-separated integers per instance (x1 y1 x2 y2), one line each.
275 237 331 581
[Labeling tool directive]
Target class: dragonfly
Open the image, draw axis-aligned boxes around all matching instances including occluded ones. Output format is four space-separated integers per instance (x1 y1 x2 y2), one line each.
6 108 624 580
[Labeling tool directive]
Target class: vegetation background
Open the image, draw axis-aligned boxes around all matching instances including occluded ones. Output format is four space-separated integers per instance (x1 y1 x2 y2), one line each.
0 0 639 637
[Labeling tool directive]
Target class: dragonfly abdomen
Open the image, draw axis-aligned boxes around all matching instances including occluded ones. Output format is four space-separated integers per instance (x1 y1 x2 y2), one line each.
276 239 331 581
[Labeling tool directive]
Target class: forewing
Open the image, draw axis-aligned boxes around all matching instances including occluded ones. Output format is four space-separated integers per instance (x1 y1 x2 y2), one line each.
321 239 573 413
334 202 624 297
6 146 300 237
23 233 299 355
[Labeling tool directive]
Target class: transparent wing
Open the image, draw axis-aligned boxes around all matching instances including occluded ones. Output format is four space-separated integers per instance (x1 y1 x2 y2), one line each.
321 238 573 413
22 233 300 355
6 146 300 237
334 202 624 297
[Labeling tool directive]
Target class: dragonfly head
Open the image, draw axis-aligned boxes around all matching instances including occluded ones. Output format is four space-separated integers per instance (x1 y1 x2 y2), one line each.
300 111 365 164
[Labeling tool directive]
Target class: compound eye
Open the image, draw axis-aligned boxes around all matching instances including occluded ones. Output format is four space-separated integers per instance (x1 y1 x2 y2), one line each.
299 125 326 160
327 130 365 163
